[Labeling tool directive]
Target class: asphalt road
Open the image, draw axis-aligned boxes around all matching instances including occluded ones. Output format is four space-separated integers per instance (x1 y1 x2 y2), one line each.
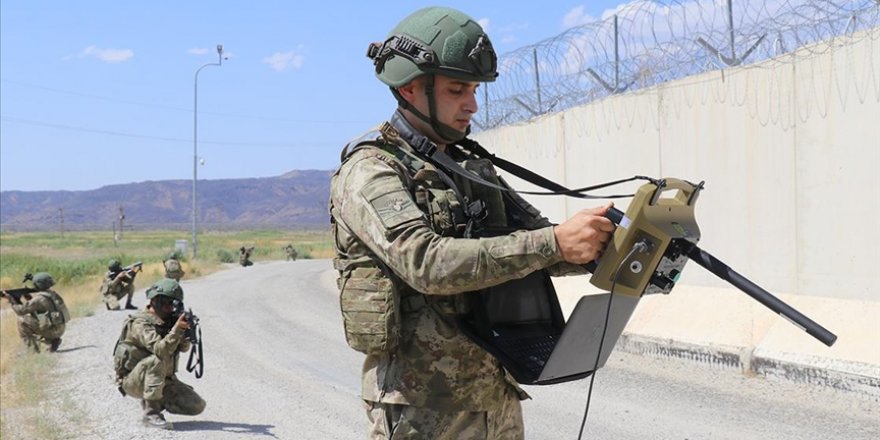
46 260 878 439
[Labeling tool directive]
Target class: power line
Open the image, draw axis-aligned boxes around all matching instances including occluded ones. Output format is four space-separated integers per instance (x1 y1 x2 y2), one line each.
0 115 336 149
0 78 373 125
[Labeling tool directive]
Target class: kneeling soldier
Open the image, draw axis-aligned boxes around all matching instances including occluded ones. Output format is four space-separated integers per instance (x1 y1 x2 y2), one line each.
5 272 69 353
113 278 205 429
101 259 138 310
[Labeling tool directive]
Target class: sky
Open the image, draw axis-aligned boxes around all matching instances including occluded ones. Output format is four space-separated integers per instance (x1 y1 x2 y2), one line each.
1 1 625 192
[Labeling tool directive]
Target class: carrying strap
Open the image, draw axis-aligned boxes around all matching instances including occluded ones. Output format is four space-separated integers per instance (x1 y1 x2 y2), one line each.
344 124 490 237
396 129 655 199
456 138 656 199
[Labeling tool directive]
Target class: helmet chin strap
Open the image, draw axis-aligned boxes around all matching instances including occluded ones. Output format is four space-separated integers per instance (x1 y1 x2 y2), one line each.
391 75 468 144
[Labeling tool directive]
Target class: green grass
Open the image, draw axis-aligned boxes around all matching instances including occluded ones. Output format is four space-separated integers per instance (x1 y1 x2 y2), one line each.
0 229 333 287
0 227 333 436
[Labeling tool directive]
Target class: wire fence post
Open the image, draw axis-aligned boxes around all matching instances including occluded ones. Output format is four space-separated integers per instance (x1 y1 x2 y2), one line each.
533 47 542 114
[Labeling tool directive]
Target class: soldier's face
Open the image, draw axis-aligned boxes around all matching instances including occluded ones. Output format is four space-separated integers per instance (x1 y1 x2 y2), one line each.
399 75 479 141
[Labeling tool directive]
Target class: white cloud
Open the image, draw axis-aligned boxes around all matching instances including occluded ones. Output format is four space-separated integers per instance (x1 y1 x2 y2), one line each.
493 22 528 47
188 48 210 55
66 46 133 63
562 5 596 28
477 18 490 32
263 50 305 72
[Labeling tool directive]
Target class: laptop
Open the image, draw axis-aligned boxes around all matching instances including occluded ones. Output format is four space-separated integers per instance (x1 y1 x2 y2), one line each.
460 271 640 385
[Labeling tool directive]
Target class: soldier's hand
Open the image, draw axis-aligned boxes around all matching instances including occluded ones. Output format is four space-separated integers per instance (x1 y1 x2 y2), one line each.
554 203 616 264
174 312 190 331
114 271 130 281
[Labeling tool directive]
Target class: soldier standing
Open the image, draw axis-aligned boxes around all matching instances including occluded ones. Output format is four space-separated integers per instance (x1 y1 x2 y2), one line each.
113 278 205 429
101 259 138 310
330 7 614 439
3 272 70 353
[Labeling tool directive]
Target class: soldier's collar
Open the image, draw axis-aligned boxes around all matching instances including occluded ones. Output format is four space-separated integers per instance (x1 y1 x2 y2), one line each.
384 110 434 153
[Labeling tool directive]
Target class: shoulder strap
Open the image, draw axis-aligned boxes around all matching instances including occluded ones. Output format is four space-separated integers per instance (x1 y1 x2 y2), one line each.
339 128 384 163
446 138 649 199
34 291 58 312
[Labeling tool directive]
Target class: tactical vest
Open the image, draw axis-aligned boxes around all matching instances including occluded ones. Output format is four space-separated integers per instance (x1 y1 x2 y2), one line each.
113 316 147 381
332 126 511 355
34 290 70 330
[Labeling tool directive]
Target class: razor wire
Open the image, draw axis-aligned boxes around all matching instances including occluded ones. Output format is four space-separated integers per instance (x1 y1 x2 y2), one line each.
474 0 880 129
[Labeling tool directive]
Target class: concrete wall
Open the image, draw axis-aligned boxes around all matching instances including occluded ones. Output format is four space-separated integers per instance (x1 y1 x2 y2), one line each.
474 31 880 302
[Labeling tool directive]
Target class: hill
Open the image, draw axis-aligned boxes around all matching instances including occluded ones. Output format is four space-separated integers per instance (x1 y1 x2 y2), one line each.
0 170 332 231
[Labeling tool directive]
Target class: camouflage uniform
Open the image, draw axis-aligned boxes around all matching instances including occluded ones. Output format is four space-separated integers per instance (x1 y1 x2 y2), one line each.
164 258 185 281
239 247 254 267
284 245 298 261
102 271 136 310
331 111 585 438
116 311 205 420
11 289 67 353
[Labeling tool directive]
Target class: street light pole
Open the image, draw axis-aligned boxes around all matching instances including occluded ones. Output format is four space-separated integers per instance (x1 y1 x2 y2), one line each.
192 44 224 260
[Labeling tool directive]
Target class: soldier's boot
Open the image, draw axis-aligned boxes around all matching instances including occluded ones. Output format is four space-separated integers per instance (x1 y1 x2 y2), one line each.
23 337 40 354
124 302 138 310
142 400 173 430
49 338 62 352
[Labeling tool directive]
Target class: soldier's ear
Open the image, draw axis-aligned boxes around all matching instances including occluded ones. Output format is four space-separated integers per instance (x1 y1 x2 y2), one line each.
397 79 421 105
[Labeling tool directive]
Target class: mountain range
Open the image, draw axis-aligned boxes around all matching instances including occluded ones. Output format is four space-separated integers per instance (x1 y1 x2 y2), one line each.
0 170 332 231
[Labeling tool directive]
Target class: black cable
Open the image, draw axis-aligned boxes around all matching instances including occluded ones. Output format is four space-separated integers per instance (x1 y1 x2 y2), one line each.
577 240 649 440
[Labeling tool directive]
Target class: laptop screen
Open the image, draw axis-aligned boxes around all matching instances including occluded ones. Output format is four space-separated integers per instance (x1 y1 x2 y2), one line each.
481 270 554 325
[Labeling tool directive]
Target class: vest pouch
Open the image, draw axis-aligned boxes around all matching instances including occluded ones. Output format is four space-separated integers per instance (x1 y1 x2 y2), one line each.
35 313 53 331
453 158 508 228
339 266 399 354
113 340 148 378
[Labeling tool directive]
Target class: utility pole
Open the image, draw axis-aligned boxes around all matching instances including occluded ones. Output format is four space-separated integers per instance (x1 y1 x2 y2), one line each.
118 205 126 240
193 43 226 260
58 207 65 238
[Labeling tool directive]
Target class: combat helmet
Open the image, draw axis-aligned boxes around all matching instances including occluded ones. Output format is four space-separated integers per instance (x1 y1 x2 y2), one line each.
367 6 498 142
108 259 122 272
32 272 55 290
146 278 183 301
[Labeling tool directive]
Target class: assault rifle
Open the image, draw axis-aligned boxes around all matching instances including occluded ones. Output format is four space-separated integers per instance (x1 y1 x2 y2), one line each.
118 261 143 277
1 273 38 304
171 300 204 378
108 261 142 282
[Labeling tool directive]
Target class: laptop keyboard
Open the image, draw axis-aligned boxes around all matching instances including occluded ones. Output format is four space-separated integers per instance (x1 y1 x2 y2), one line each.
493 333 558 377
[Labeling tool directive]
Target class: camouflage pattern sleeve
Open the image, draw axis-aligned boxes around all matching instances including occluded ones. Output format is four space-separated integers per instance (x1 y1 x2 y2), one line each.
10 295 52 316
178 338 192 353
497 175 590 277
130 319 185 359
99 277 111 296
333 150 565 295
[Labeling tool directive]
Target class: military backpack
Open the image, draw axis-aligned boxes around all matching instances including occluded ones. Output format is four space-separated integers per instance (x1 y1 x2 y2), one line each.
35 291 70 330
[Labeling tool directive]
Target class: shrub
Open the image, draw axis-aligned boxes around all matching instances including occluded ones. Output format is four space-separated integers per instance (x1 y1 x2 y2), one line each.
216 249 235 263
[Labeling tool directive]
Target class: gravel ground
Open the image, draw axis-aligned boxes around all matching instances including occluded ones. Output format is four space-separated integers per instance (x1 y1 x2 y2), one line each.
4 259 877 440
15 260 363 440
